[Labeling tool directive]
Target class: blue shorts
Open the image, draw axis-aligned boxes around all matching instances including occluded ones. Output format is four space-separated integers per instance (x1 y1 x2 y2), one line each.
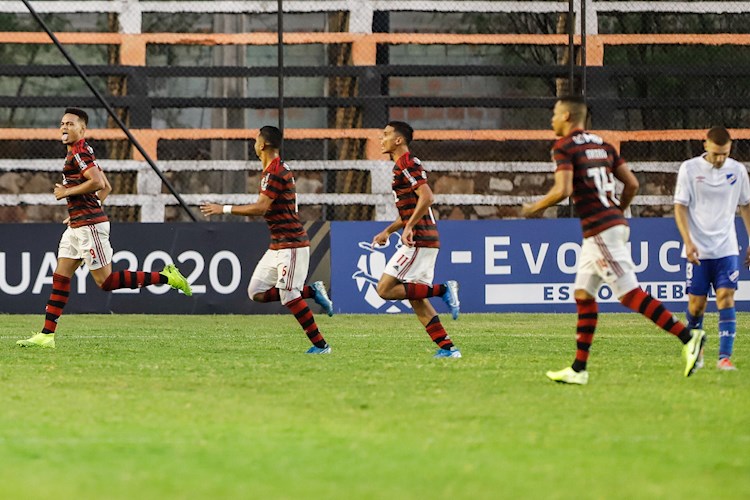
686 255 739 296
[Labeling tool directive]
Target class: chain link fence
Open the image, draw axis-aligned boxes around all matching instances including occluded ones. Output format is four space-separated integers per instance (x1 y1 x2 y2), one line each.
0 1 749 223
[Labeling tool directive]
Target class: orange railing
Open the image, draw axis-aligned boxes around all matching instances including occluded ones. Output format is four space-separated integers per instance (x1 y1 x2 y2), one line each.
2 32 750 159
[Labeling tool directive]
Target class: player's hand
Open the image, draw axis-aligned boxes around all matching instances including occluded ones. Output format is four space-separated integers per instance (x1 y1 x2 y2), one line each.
62 216 70 226
200 203 222 217
685 241 700 265
521 202 537 218
745 247 750 268
53 183 68 200
372 231 389 247
401 225 415 247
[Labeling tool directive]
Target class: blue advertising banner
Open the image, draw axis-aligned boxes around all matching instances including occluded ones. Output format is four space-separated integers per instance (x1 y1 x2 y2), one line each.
0 222 330 314
330 219 750 314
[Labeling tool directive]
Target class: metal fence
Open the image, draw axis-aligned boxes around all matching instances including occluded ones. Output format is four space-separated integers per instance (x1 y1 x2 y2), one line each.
0 1 749 222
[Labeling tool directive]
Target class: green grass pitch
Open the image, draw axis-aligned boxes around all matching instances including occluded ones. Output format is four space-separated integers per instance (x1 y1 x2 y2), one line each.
1 312 747 499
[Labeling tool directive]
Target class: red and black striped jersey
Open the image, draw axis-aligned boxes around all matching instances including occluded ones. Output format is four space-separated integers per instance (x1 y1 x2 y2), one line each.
63 139 108 228
553 129 628 238
392 152 439 248
260 157 309 250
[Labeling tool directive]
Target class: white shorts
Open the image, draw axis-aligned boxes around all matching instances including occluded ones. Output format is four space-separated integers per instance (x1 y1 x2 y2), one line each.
58 221 113 271
382 245 438 285
574 224 639 298
249 247 310 292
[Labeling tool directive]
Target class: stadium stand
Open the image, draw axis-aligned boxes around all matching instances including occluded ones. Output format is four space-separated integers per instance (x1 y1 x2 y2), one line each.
0 0 749 222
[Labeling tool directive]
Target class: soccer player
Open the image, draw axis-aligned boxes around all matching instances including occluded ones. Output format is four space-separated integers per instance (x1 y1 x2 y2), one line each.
200 126 334 354
674 126 750 371
372 121 461 358
521 96 705 384
17 108 192 349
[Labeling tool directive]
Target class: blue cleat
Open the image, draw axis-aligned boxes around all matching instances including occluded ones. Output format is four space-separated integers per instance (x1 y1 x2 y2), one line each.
442 280 460 320
434 348 462 358
306 344 332 355
310 281 334 317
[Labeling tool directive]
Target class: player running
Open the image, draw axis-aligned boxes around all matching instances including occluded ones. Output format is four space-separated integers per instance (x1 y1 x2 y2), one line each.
17 108 192 349
372 121 461 358
200 126 334 354
521 96 705 384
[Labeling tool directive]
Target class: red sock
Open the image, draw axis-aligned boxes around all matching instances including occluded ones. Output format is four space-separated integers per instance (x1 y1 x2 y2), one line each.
426 316 454 349
572 298 598 371
42 273 71 333
404 283 446 299
286 297 327 348
620 288 690 342
102 270 166 291
257 288 280 302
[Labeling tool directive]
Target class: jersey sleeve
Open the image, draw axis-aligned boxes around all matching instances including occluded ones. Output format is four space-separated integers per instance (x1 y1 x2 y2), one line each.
738 163 750 206
73 148 98 173
401 157 428 190
552 143 572 172
260 171 282 200
673 162 691 205
610 145 626 171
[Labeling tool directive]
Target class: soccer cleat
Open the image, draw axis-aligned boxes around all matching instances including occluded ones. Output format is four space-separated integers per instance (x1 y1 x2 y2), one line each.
17 332 55 349
434 348 462 358
160 264 192 296
683 329 706 377
717 358 737 371
442 280 460 320
306 344 332 355
546 366 589 385
310 281 334 317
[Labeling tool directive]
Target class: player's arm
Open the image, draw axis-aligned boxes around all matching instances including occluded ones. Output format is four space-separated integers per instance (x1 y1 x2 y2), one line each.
97 169 112 203
674 203 699 265
402 183 434 246
54 164 106 200
200 194 273 217
612 162 639 211
373 219 405 247
521 170 572 217
738 203 750 267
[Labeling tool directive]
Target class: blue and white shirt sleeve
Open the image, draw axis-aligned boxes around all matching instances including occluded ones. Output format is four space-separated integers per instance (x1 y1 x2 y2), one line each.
673 161 691 206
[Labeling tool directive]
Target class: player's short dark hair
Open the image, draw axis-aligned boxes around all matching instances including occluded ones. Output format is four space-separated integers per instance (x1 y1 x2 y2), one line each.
64 108 88 126
259 125 283 149
556 95 588 124
707 126 731 146
387 121 414 145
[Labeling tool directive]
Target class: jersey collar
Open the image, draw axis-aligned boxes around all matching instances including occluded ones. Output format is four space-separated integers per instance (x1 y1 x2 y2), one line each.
264 156 281 172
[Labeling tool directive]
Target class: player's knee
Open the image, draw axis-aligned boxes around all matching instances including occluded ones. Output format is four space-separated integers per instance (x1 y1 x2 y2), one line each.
376 280 390 299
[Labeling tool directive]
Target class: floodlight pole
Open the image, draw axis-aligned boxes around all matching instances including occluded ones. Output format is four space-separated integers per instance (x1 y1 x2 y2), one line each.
21 0 198 221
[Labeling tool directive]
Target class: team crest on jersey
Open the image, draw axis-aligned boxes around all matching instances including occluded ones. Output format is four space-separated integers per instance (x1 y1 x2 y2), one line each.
726 173 737 185
351 235 412 313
